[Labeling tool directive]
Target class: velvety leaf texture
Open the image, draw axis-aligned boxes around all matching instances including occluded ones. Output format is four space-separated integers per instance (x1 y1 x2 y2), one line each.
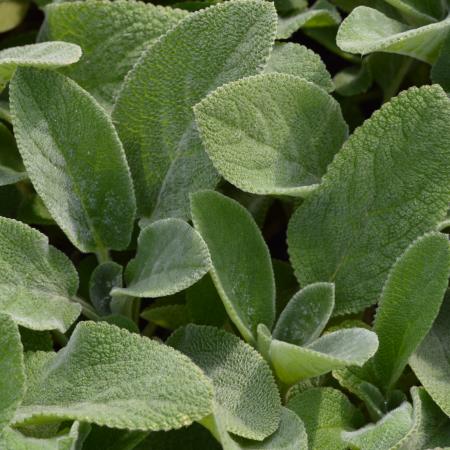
288 85 450 315
194 73 347 197
14 321 213 430
113 0 277 220
43 0 187 111
10 68 136 254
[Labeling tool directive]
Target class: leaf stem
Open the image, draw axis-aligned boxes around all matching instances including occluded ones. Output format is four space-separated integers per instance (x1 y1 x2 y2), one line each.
95 247 111 264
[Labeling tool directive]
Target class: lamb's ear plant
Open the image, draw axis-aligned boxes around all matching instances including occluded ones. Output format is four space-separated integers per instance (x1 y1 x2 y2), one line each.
1 0 450 448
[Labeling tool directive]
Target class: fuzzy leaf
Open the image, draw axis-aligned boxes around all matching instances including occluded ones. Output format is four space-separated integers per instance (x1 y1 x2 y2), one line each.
288 85 450 315
273 283 334 346
384 0 446 25
336 6 450 63
14 321 213 430
191 190 275 344
168 325 281 441
43 1 187 111
0 122 26 186
10 68 136 254
264 43 334 91
371 232 450 390
194 74 347 197
89 262 123 316
287 387 364 450
0 217 80 332
113 0 277 220
0 314 25 432
0 41 81 91
112 219 210 298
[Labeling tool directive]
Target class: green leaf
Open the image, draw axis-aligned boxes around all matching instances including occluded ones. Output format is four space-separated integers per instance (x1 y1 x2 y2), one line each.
432 30 450 91
191 190 275 344
0 122 26 186
0 42 81 91
10 68 136 254
288 85 450 315
141 304 191 330
0 314 25 432
20 328 53 352
112 219 210 298
336 6 450 63
14 321 213 430
371 232 450 390
269 328 378 385
273 283 334 346
113 0 277 220
277 0 341 40
410 292 450 418
0 1 29 33
264 43 334 92
168 324 281 441
383 0 446 25
342 402 413 450
89 262 123 316
0 217 80 332
287 387 364 450
83 425 148 450
194 74 347 197
43 1 187 111
333 62 372 96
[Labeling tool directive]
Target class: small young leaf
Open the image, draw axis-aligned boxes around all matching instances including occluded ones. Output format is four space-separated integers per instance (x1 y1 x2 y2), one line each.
287 387 364 450
43 1 187 111
0 314 25 433
273 283 334 346
371 232 450 390
0 41 81 91
113 0 277 220
191 190 275 344
168 325 281 441
194 74 347 197
264 43 334 92
10 68 136 254
112 219 210 298
89 262 123 316
0 217 80 332
288 85 450 315
341 402 413 450
14 321 213 431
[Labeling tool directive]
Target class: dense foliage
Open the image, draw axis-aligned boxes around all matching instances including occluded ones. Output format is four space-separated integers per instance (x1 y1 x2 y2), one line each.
1 0 450 448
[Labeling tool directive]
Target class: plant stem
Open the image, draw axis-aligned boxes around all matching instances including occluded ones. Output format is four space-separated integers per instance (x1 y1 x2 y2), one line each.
95 247 110 264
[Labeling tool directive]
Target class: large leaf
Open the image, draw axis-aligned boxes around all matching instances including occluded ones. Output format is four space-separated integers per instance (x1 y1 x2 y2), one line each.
10 68 136 254
288 85 450 315
191 190 275 344
371 232 450 390
14 322 213 430
113 0 277 220
0 217 80 332
336 6 450 63
0 314 25 433
168 325 281 441
0 42 81 91
287 387 364 450
194 74 347 197
113 219 210 298
272 283 334 346
43 1 187 111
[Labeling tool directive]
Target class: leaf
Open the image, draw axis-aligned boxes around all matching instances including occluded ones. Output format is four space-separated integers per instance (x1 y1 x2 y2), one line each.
0 1 29 33
0 217 80 332
168 324 281 441
194 74 347 197
191 190 275 344
89 262 123 316
141 304 191 330
288 85 450 315
43 1 187 111
83 425 148 450
383 0 446 25
273 260 299 318
410 292 450 418
269 328 378 385
14 321 213 430
287 387 364 450
112 219 210 298
113 0 277 220
0 122 26 186
10 68 136 254
264 43 334 92
333 62 372 96
20 328 53 352
0 41 81 91
277 0 341 40
431 30 450 91
371 232 450 390
0 314 25 433
342 402 413 450
336 6 450 63
273 283 334 346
